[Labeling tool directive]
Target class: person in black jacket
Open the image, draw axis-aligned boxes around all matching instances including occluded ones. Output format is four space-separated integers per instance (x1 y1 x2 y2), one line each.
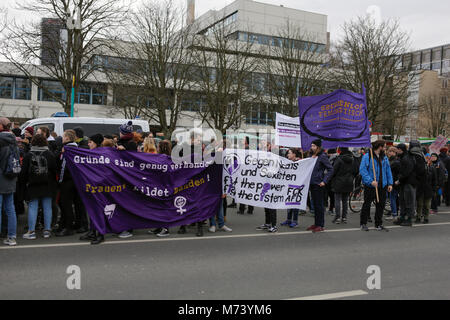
73 127 89 149
395 143 418 226
439 148 450 206
387 146 401 220
416 156 438 224
307 139 333 233
55 129 86 236
330 147 355 224
430 153 446 213
20 134 57 240
117 121 137 239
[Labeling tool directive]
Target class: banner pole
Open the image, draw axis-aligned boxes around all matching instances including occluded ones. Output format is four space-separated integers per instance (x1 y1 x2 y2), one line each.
370 148 379 203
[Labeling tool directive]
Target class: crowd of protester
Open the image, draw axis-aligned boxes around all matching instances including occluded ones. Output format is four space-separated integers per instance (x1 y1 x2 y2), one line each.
1 116 450 246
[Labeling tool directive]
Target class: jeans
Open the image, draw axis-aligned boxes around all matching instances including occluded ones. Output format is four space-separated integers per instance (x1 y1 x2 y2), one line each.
389 189 399 216
310 185 325 227
0 193 17 238
400 184 416 221
28 197 52 232
361 186 387 227
287 209 299 222
210 201 225 228
334 192 349 219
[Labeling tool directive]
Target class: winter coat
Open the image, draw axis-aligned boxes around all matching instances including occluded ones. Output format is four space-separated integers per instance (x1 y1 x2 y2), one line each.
20 147 58 200
310 150 333 186
58 142 78 183
76 137 90 149
331 152 356 193
359 152 393 189
417 164 438 199
409 146 427 187
431 160 446 188
118 137 137 151
398 152 418 187
0 132 19 194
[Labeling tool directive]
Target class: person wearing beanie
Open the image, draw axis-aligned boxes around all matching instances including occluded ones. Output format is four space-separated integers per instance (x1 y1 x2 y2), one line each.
117 121 137 239
359 140 393 232
415 151 438 224
88 134 104 149
117 121 137 153
330 147 356 224
430 153 446 213
394 142 417 226
306 139 333 233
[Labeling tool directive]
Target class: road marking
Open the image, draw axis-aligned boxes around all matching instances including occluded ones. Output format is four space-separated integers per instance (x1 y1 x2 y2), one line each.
287 290 369 300
2 222 450 250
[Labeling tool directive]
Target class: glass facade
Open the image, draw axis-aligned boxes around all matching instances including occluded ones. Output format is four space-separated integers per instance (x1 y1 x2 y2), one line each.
0 76 31 100
38 80 107 105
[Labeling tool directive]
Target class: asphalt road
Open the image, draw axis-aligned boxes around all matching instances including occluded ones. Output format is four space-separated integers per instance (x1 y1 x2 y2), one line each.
1 204 450 300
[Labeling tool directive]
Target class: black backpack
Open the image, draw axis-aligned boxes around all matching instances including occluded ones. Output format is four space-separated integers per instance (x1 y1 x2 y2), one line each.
29 151 48 184
3 145 21 179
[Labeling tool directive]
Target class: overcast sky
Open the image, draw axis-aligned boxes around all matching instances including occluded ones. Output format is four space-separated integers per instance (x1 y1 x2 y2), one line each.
2 0 449 51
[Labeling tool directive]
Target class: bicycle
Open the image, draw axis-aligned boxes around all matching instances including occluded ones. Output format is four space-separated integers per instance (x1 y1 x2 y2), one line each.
349 185 392 214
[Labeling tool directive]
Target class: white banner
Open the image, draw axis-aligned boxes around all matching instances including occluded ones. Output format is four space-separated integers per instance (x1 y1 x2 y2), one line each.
223 149 317 210
275 113 302 148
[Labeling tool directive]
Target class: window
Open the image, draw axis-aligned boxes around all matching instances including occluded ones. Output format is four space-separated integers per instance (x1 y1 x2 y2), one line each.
441 96 448 106
39 80 66 101
0 76 13 99
441 113 447 121
32 123 55 134
63 123 143 137
14 78 31 100
92 84 107 105
442 79 448 89
77 83 91 104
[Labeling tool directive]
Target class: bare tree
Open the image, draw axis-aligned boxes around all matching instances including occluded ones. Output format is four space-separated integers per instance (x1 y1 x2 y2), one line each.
0 0 129 114
104 0 194 137
262 20 328 119
329 17 414 135
191 16 260 134
419 93 450 137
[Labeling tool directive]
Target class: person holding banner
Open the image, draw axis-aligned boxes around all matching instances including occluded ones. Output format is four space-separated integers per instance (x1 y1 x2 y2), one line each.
281 148 303 228
359 140 393 232
306 139 333 233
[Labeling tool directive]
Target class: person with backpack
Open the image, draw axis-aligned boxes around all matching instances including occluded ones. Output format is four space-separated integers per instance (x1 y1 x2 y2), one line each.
416 155 438 224
20 134 57 240
387 147 401 220
430 153 447 214
330 147 356 224
395 143 420 227
0 117 20 246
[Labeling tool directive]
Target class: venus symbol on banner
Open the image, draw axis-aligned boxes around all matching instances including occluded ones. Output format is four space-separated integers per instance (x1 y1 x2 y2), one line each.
174 196 187 215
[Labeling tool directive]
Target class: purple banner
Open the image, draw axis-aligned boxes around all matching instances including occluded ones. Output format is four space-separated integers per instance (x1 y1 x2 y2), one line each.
63 147 222 234
299 88 371 150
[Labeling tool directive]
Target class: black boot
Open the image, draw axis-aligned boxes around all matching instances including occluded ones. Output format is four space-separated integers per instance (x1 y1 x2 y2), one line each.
196 223 203 237
177 225 187 234
91 232 104 245
80 230 96 241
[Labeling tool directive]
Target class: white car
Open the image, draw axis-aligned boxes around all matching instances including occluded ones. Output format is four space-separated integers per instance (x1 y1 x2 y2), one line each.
20 116 150 137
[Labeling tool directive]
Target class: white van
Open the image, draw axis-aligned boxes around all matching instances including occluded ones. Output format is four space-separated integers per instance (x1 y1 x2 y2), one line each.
20 117 150 137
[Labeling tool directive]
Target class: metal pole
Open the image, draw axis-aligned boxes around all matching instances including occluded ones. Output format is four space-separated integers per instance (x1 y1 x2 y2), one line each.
70 75 75 117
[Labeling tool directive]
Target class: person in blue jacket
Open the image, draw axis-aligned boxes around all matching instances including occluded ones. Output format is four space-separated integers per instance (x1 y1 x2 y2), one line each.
359 140 393 232
307 139 333 233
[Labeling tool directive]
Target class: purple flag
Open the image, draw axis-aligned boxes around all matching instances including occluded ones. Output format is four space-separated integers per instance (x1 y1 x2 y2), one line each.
299 88 371 150
63 147 222 234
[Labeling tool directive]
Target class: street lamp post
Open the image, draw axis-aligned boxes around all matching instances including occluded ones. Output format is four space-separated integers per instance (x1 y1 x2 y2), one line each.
66 4 81 117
